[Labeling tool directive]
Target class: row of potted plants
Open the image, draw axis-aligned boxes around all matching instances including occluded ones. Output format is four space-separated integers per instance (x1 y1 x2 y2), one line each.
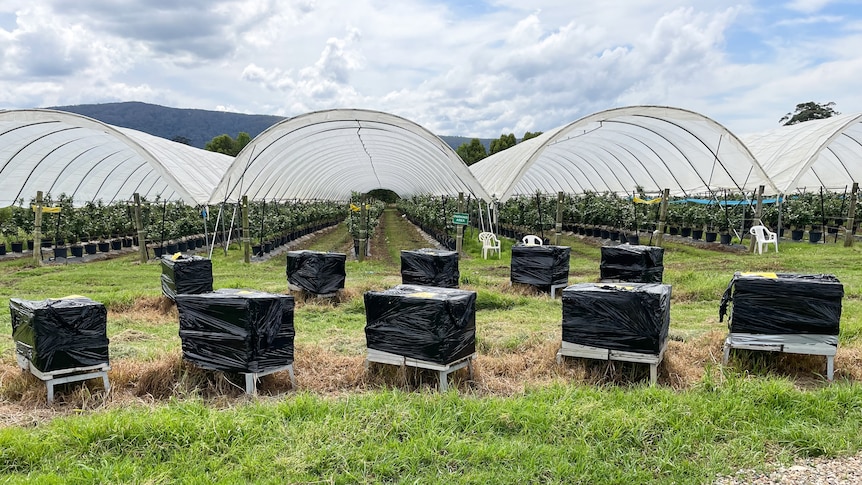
397 195 460 250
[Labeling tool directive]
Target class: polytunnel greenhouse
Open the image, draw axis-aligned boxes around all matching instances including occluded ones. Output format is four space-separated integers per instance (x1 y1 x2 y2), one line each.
0 109 233 206
469 105 773 202
208 108 490 204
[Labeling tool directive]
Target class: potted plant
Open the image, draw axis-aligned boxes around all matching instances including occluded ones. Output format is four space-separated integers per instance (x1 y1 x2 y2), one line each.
703 202 724 243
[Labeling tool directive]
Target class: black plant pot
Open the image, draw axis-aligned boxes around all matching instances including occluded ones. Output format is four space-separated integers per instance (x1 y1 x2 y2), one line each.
177 241 188 252
196 238 204 248
166 243 179 254
70 245 84 258
0 243 5 256
41 240 53 248
98 242 110 253
809 231 823 243
627 234 640 245
600 230 610 239
111 240 122 251
53 247 68 259
27 240 34 250
705 231 718 243
691 229 703 240
153 246 165 258
610 231 619 241
252 245 262 257
122 237 133 248
791 229 804 241
85 243 98 255
264 242 272 253
669 227 679 236
11 242 23 253
720 233 732 245
681 227 692 237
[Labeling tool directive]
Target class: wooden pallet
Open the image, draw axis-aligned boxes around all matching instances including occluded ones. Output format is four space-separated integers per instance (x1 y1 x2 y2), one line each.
17 353 110 404
556 340 667 385
242 363 296 395
722 333 836 381
366 349 475 392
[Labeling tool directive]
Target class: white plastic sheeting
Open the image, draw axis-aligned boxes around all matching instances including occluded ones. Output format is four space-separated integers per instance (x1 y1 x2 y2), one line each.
0 109 233 206
741 113 862 194
209 108 490 204
470 106 774 202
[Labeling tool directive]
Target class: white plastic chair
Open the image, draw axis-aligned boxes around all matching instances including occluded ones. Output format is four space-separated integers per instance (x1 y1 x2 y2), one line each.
750 225 778 254
478 232 501 259
522 235 543 246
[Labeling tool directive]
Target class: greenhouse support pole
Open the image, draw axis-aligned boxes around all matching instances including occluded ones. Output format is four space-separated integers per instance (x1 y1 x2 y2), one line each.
202 205 209 257
242 196 250 263
209 205 222 259
776 194 785 240
133 193 148 263
655 189 669 247
844 182 858 247
555 191 563 246
456 192 464 255
359 194 367 262
749 186 764 253
33 191 43 265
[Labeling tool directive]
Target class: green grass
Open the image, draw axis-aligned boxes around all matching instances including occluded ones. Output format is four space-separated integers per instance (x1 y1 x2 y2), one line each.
2 382 862 483
2 225 862 483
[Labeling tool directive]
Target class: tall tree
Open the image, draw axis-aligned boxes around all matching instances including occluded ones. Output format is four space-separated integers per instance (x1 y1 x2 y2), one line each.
522 131 543 142
204 132 252 156
489 133 516 155
779 101 839 125
456 138 488 165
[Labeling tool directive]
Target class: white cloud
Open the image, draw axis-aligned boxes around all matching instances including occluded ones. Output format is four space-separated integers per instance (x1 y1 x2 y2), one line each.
0 0 861 139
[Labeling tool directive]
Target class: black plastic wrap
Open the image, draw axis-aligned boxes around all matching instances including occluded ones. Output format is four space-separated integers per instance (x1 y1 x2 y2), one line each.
176 289 295 373
160 255 213 301
562 283 671 354
10 297 109 372
364 284 476 365
286 250 346 294
719 272 843 335
400 248 460 288
600 245 664 283
510 244 571 287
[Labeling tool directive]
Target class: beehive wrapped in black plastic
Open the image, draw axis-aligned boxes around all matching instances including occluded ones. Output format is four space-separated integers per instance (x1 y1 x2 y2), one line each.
400 248 460 288
10 296 109 372
562 283 671 354
176 289 295 373
510 244 571 287
719 272 843 335
160 255 213 300
600 245 664 283
364 285 476 365
286 250 346 295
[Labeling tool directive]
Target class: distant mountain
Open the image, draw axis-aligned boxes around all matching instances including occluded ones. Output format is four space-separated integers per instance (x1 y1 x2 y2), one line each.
49 102 285 149
48 101 492 152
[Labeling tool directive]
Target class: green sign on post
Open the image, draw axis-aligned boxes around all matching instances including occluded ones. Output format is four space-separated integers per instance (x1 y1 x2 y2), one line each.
452 213 469 225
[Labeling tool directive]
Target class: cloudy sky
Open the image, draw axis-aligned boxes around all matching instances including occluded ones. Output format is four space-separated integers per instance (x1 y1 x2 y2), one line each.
0 0 859 138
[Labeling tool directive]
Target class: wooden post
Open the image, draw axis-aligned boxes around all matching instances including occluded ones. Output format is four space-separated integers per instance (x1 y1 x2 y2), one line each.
749 185 764 253
456 192 464 255
33 191 43 265
555 191 564 246
242 195 250 263
844 182 858 247
358 193 367 262
133 193 148 262
655 189 669 247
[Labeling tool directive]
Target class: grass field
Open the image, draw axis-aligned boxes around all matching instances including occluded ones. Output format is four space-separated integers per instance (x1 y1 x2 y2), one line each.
1 208 862 483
